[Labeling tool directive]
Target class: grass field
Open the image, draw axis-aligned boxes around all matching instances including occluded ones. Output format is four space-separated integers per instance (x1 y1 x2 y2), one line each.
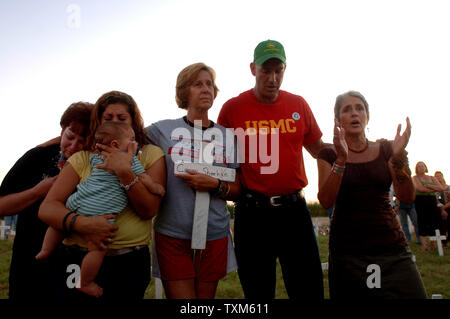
1 229 448 299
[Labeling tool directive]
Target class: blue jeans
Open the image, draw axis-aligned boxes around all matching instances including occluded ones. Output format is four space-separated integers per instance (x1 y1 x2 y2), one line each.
234 193 324 299
398 207 421 244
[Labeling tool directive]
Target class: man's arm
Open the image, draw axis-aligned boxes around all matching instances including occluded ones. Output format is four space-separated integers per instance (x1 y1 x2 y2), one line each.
304 138 329 159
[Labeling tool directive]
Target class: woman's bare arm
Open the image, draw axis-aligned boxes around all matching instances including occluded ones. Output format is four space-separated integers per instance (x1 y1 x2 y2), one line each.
0 176 57 216
38 163 118 249
317 119 347 209
124 156 166 219
317 159 344 209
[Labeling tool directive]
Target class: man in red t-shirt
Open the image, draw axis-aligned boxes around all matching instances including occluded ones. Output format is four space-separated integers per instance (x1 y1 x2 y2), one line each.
217 39 324 299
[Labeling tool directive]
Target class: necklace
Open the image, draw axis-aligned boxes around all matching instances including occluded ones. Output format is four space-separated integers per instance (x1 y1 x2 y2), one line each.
348 138 369 153
184 116 213 129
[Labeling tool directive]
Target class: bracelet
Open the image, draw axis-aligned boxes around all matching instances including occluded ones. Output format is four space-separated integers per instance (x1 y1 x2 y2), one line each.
211 179 222 195
216 181 230 199
332 163 345 175
390 150 411 182
120 175 139 191
390 150 410 172
62 211 76 235
68 214 80 234
222 182 231 198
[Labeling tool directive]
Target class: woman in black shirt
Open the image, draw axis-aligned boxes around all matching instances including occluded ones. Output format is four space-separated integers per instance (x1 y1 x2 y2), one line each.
0 102 94 299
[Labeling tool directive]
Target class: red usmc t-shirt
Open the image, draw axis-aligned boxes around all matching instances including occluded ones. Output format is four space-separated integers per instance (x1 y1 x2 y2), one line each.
217 89 322 196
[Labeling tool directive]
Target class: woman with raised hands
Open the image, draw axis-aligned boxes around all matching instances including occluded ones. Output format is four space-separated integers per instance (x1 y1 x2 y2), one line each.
317 90 427 299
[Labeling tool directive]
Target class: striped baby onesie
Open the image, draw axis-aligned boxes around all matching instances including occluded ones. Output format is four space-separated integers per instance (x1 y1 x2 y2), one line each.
66 153 146 219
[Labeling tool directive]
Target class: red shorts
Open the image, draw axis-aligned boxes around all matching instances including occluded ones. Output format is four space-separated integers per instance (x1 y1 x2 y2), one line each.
154 231 228 282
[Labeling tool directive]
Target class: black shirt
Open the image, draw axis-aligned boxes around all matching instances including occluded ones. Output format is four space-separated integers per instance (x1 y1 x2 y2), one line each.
318 140 407 255
0 144 60 299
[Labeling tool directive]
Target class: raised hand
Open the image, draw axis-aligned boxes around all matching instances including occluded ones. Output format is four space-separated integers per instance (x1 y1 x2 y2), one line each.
392 117 411 157
333 118 348 165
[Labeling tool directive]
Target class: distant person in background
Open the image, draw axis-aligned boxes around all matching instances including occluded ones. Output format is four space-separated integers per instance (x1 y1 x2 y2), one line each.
328 206 334 219
391 182 421 245
397 200 421 245
434 171 449 248
317 90 427 299
412 162 446 251
0 102 93 299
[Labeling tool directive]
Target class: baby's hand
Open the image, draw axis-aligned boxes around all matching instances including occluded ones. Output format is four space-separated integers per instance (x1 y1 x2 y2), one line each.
150 183 166 197
139 174 165 197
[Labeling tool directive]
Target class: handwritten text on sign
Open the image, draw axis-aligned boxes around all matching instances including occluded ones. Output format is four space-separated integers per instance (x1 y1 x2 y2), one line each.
174 162 235 182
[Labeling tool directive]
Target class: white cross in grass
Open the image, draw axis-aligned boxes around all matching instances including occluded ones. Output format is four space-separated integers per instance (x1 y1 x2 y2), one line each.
429 229 446 256
0 220 11 240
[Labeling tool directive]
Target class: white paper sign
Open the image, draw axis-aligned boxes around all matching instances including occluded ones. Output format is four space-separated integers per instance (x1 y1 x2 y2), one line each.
174 162 236 182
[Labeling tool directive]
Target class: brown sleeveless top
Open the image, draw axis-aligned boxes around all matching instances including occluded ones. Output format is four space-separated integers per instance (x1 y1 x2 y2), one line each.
318 140 407 255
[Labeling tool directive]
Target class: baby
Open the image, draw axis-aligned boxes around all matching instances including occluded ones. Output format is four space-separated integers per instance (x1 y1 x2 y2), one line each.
36 121 164 297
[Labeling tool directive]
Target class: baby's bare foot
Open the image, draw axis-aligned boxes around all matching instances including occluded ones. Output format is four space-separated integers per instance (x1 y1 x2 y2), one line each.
78 282 103 298
35 250 51 260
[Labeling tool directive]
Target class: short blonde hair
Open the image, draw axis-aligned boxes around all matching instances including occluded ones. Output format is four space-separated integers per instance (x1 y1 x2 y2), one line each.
175 63 219 109
415 161 428 174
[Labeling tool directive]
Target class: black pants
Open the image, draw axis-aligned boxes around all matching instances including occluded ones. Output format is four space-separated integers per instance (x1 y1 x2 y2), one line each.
9 251 57 300
53 244 151 300
234 196 324 299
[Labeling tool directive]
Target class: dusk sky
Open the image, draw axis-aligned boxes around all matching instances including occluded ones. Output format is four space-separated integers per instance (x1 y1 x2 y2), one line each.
1 0 449 201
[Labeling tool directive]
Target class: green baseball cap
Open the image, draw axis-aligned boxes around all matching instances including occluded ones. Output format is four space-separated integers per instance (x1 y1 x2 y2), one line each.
253 39 286 66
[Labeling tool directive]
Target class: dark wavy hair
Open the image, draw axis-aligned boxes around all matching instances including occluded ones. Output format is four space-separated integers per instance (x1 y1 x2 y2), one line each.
59 101 94 138
86 91 147 150
334 90 369 120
